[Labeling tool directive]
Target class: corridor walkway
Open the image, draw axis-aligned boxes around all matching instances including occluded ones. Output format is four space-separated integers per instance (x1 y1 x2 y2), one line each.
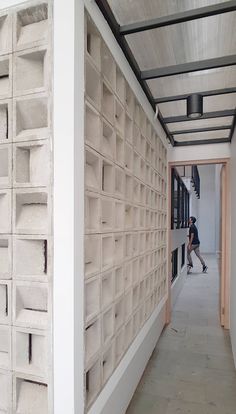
126 255 236 414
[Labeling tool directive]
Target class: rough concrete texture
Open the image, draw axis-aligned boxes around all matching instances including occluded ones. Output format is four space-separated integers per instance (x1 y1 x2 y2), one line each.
0 1 52 413
84 13 168 409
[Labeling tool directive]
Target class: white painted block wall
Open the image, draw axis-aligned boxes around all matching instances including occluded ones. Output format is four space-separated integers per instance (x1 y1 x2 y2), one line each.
198 165 217 253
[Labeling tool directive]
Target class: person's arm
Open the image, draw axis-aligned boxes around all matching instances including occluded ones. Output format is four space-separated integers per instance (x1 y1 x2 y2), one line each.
188 228 194 249
188 232 194 247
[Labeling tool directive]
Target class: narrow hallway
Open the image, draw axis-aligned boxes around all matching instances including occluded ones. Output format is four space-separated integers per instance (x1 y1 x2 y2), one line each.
126 255 236 414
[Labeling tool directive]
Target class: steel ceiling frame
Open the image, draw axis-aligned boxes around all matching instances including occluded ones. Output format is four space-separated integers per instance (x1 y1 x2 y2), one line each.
172 125 231 135
141 55 236 81
164 110 235 123
154 87 236 104
94 0 236 147
174 137 231 146
119 0 236 35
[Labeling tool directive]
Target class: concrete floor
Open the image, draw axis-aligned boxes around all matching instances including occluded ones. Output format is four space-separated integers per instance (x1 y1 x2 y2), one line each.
126 255 236 414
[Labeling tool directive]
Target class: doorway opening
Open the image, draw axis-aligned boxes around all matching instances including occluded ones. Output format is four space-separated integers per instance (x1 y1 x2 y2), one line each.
168 158 230 330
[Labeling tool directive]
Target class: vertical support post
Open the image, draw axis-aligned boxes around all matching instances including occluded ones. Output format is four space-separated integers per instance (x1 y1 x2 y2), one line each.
53 0 85 413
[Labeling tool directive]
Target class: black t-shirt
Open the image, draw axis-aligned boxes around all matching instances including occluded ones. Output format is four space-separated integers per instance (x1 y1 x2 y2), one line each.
189 224 200 245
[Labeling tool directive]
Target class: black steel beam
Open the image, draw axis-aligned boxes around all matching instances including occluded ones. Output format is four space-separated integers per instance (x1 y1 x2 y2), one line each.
154 87 236 103
174 137 231 146
141 55 236 80
95 0 175 146
172 125 231 135
164 110 235 123
120 1 236 35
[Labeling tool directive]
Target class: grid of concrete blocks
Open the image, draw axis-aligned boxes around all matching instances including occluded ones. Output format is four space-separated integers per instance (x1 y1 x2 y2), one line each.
84 13 168 408
0 1 52 413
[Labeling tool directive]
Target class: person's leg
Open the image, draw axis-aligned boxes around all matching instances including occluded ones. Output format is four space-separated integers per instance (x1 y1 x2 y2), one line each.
193 245 206 266
187 246 193 267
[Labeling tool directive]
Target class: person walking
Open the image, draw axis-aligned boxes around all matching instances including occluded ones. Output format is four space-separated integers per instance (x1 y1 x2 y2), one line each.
187 216 208 273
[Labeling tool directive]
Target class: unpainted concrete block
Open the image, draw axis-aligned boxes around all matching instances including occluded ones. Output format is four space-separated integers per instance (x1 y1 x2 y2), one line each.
0 280 11 324
0 325 11 370
0 12 12 56
13 140 50 187
85 148 101 192
13 373 48 414
86 58 101 112
85 276 100 323
101 41 116 90
85 316 101 365
85 14 101 70
0 369 12 412
13 236 50 282
0 55 12 100
0 236 12 280
13 188 49 234
14 2 49 51
0 190 12 234
101 118 115 160
0 100 12 143
85 101 101 152
13 93 50 141
0 144 12 189
13 327 47 378
13 281 48 329
102 306 114 345
102 343 114 385
85 235 101 278
14 46 49 96
85 359 101 407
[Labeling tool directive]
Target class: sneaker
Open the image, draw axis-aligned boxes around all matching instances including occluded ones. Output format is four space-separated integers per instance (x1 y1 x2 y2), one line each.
202 265 208 273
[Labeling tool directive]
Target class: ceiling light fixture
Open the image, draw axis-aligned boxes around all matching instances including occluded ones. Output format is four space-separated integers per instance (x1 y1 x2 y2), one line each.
187 94 203 119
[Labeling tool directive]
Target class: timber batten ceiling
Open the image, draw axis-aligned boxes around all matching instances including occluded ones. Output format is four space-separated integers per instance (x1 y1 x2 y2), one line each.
95 0 236 146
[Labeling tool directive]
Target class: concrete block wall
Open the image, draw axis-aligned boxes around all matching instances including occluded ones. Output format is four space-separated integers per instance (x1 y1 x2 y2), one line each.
84 13 168 410
0 1 52 413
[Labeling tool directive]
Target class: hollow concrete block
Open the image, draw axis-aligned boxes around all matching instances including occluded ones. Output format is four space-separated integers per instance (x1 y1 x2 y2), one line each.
13 93 50 142
14 46 49 96
0 369 12 413
0 55 12 100
0 325 11 370
0 190 12 234
13 140 50 187
13 235 51 282
0 280 12 324
13 188 50 235
13 373 48 414
14 2 49 51
13 281 48 329
13 327 47 379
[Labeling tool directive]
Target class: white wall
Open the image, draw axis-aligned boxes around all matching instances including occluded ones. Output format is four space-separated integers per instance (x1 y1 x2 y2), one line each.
169 142 231 163
190 185 199 221
188 165 221 254
197 165 216 253
215 164 222 254
53 0 85 413
230 129 236 366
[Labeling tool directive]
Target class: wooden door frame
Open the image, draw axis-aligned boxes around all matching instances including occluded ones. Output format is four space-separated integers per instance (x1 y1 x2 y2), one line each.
166 158 231 329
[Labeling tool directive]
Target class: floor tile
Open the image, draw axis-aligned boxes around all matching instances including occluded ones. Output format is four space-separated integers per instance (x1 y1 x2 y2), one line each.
125 255 236 413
